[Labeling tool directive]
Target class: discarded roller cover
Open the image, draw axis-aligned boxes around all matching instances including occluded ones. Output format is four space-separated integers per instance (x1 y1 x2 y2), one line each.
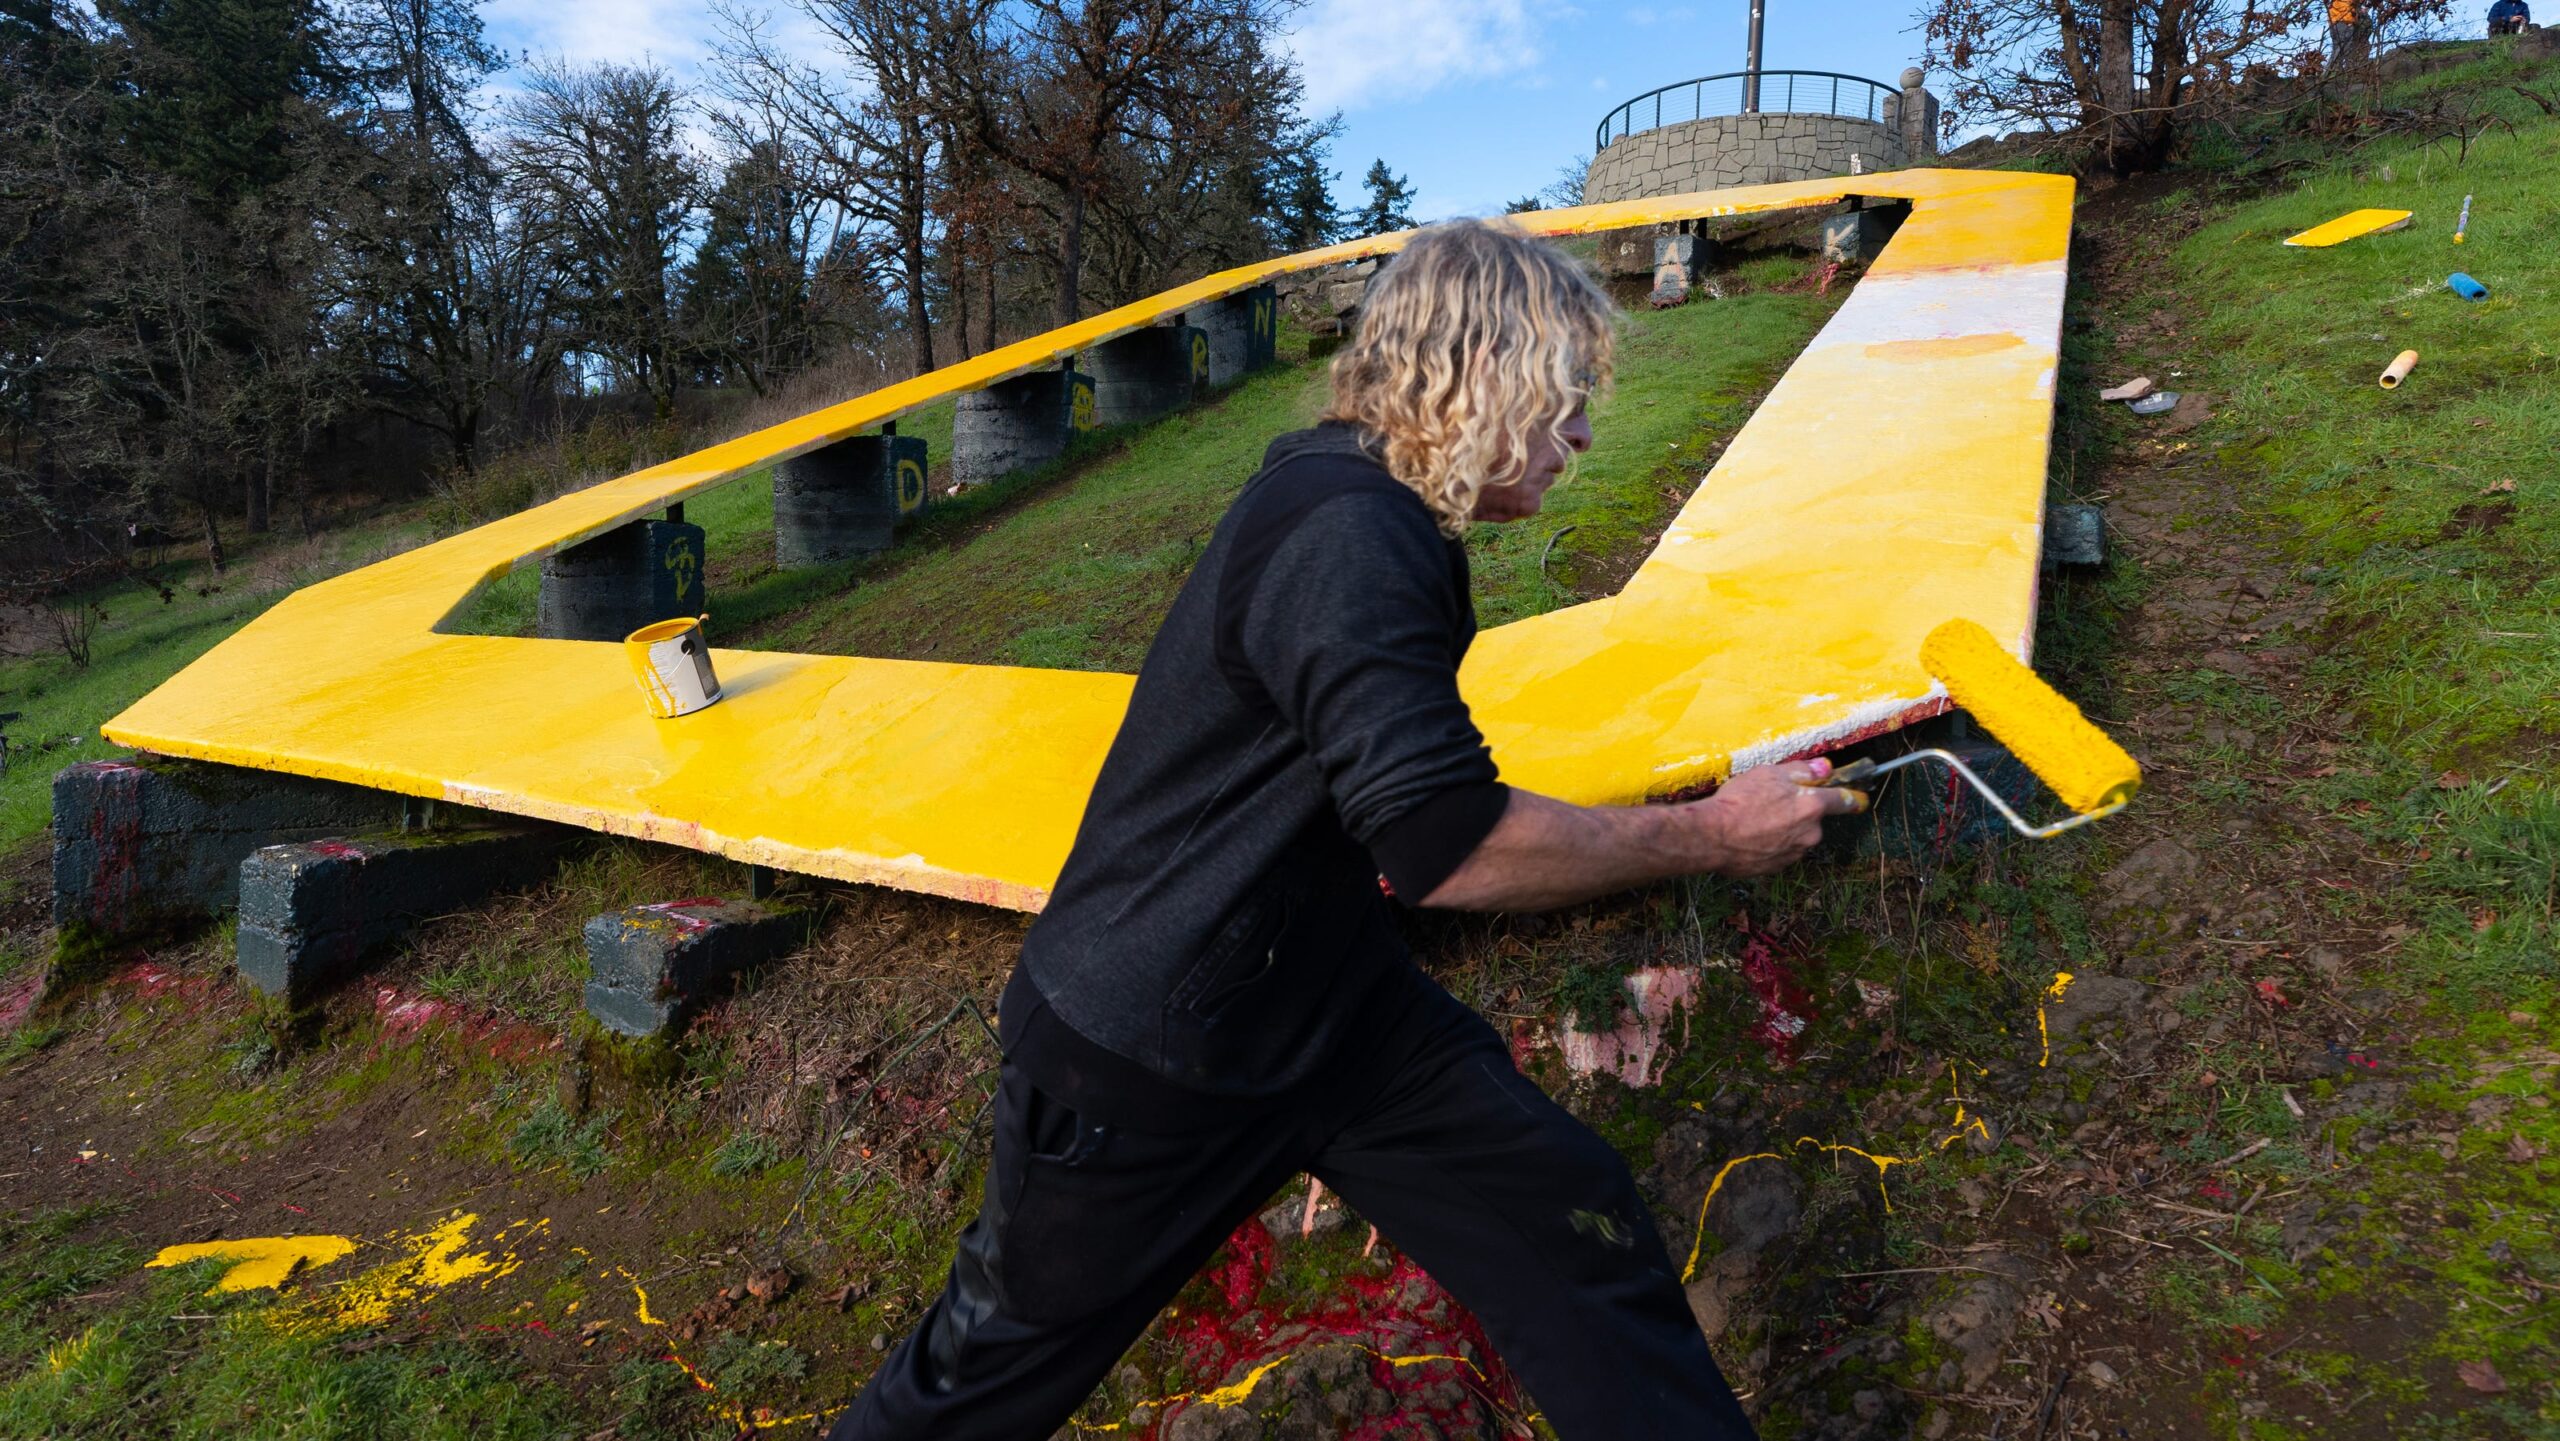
773 432 930 566
235 824 579 1002
951 367 1096 485
582 896 822 1038
536 519 707 642
51 755 405 943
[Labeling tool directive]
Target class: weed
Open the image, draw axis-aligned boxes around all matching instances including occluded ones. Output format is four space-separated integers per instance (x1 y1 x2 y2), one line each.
708 1131 781 1179
508 1100 618 1178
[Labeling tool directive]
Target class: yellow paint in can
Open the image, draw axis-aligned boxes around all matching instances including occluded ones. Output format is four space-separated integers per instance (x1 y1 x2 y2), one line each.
626 617 722 719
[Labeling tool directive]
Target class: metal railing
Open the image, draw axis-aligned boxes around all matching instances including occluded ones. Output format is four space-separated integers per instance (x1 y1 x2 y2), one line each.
1595 70 1900 152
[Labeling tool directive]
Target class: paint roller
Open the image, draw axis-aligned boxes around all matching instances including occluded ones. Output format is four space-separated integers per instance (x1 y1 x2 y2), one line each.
1820 618 2141 839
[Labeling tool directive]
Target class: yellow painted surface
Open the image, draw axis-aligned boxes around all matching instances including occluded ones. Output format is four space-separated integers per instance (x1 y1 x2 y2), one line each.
2281 208 2413 247
104 169 2076 911
146 1234 358 1293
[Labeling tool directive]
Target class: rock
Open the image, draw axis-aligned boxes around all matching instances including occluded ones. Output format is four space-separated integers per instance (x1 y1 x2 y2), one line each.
1683 1250 1757 1340
1705 1158 1802 1255
1163 1341 1477 1441
2043 974 2151 1051
2084 1359 2119 1387
2098 838 2198 915
1919 1254 2034 1392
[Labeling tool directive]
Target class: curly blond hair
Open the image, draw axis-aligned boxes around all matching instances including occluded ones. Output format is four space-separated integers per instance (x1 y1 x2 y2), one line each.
1322 218 1617 535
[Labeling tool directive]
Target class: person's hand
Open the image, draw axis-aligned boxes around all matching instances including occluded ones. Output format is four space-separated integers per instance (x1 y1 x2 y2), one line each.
1690 758 1866 878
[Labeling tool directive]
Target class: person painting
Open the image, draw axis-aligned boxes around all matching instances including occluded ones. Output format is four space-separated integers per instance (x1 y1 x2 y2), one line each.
826 218 1864 1441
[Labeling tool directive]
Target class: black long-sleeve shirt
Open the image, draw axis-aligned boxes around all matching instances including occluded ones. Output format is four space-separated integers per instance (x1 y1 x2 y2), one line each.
1006 422 1512 1124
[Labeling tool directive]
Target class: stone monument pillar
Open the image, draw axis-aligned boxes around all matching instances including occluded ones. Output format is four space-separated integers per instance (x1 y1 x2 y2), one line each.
1899 68 1940 159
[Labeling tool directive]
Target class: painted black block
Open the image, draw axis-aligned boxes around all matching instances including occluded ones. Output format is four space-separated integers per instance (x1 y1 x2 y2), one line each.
537 520 707 641
1198 285 1279 386
2044 504 2107 568
50 757 405 939
774 435 930 566
1085 326 1206 428
235 825 577 1000
582 897 821 1037
952 369 1097 485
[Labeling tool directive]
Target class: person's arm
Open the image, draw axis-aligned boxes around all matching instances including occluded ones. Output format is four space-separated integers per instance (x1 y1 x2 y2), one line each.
1418 758 1865 912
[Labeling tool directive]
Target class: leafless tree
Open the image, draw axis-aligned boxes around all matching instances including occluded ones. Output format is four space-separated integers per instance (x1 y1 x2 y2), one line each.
1919 0 2347 171
504 61 699 419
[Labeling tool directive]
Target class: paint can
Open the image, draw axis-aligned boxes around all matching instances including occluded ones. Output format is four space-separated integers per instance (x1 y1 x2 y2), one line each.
625 616 721 718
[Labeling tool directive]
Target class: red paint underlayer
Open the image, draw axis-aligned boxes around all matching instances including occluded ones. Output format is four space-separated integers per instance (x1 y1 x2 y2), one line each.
1153 1219 1536 1438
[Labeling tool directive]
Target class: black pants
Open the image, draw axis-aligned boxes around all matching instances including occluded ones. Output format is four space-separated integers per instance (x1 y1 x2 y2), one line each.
826 992 1754 1440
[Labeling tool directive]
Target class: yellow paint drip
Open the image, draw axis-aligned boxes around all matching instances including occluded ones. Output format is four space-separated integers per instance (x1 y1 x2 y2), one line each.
1681 1152 1783 1282
1196 1355 1293 1408
1940 1061 1993 1151
147 1235 358 1293
2038 971 2075 1068
282 1212 519 1333
1796 1138 1916 1212
45 1328 99 1375
1921 619 2140 815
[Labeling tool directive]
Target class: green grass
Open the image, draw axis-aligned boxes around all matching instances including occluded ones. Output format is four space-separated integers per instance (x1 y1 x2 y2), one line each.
747 284 1841 670
0 1245 584 1440
2169 58 2560 1004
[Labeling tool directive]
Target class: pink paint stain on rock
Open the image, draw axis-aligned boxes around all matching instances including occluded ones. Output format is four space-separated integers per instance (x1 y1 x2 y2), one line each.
1558 967 1700 1087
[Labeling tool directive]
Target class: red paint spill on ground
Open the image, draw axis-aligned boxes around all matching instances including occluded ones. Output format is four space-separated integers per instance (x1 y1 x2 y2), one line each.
0 970 43 1031
1734 921 1816 1066
1149 1219 1534 1439
305 840 372 860
122 962 223 1007
370 984 560 1062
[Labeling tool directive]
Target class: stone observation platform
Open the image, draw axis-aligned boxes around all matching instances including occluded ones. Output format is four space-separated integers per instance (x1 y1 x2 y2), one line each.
1584 68 1939 203
100 169 2072 913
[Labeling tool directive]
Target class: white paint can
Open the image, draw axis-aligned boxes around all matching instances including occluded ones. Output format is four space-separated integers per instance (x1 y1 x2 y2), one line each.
625 616 722 718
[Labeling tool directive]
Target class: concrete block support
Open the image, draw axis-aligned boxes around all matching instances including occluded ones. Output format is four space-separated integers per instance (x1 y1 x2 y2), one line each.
1085 326 1206 428
951 368 1096 486
1195 285 1278 387
537 520 707 641
236 825 577 1001
773 434 930 565
51 756 406 940
1821 200 1910 263
582 897 821 1038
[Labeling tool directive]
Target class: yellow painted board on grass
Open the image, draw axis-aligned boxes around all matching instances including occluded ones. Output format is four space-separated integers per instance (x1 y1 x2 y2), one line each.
2282 208 2414 247
105 169 2075 911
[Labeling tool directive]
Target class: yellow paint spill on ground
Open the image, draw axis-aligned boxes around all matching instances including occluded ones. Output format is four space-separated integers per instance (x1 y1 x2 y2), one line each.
1795 1139 1917 1212
44 1328 99 1375
1681 1152 1784 1282
2038 971 2076 1068
146 1235 359 1293
279 1212 526 1333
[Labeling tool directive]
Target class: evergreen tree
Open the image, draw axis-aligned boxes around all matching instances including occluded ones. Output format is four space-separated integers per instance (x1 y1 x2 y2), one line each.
1351 158 1414 237
1266 146 1338 252
101 0 335 204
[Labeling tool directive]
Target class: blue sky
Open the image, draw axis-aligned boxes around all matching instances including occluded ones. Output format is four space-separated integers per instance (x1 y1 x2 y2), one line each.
478 0 1943 221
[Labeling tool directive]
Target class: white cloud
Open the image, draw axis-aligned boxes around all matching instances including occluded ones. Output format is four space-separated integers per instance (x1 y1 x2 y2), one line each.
484 0 721 69
1284 0 1549 113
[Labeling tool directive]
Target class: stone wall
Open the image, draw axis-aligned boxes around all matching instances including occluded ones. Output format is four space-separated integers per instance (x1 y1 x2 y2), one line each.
1584 112 1905 204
